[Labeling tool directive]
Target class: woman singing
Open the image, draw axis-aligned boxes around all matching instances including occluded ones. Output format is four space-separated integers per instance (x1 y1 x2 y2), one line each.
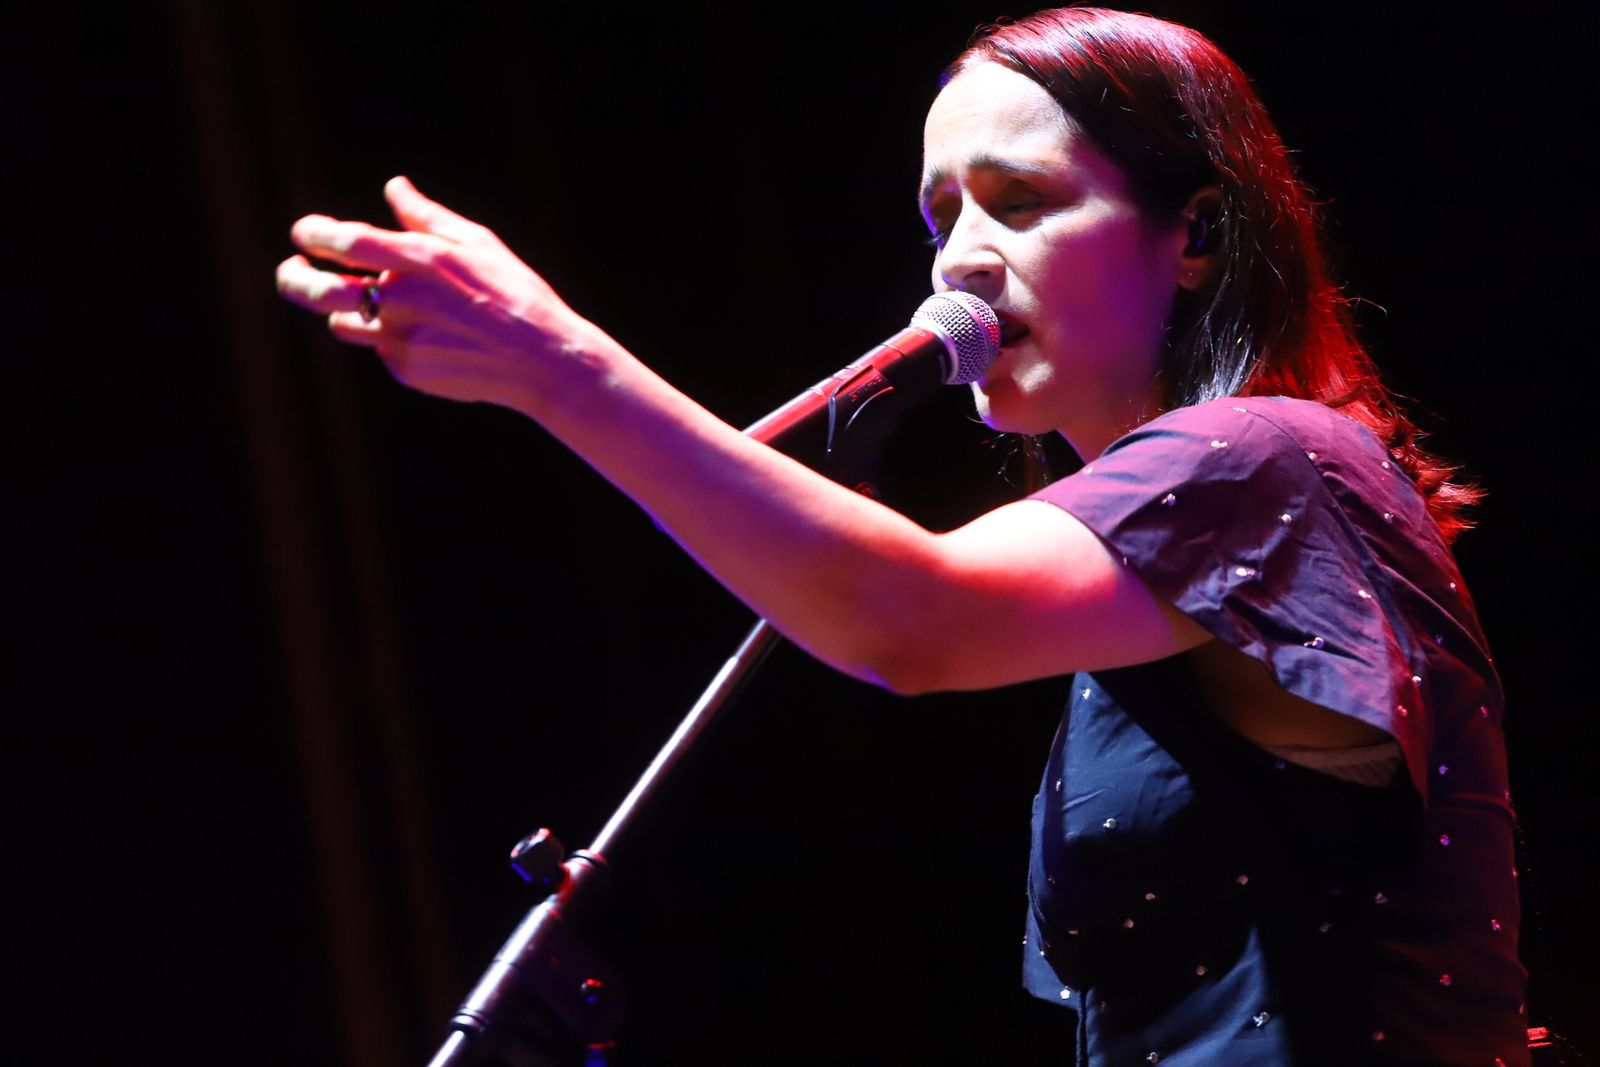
277 9 1526 1064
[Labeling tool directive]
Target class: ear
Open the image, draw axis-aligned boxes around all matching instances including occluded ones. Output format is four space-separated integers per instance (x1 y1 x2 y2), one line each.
1176 185 1224 291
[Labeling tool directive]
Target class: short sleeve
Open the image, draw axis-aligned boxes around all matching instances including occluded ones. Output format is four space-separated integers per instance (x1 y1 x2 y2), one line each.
1030 397 1440 799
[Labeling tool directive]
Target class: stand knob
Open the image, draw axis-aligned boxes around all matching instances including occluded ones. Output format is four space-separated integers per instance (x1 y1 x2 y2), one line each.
510 828 568 893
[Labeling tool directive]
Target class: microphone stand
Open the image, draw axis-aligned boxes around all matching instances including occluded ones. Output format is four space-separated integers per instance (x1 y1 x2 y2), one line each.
425 343 925 1066
426 620 782 1067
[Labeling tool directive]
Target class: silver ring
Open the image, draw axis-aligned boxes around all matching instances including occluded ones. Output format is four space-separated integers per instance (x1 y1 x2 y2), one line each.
358 278 382 323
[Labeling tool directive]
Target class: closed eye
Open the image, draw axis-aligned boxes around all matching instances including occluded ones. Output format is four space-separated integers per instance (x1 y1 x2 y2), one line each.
998 189 1052 221
921 181 1056 249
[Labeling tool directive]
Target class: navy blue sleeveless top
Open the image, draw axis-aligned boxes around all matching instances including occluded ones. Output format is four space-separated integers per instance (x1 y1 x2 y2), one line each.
1021 397 1526 1066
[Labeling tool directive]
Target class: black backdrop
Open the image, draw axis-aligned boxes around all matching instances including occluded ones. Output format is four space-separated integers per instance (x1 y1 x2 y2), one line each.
7 3 1595 1065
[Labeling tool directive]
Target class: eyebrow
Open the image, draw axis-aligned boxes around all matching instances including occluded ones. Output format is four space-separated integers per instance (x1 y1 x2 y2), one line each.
917 154 1064 212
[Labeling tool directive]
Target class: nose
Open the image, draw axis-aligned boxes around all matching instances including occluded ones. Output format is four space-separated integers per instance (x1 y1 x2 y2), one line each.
932 211 1005 304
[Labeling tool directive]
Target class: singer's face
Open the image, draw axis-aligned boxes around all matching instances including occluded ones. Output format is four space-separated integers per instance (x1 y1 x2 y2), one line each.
921 62 1191 452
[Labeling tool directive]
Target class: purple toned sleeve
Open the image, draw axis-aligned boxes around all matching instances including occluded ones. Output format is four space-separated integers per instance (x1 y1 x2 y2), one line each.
1030 397 1447 796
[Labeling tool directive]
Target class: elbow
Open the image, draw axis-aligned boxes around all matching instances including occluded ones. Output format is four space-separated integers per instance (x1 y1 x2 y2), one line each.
835 592 967 697
880 673 939 698
795 549 966 696
846 644 948 698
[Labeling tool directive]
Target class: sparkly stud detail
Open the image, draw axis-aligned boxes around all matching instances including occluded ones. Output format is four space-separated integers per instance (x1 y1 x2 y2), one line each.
1210 439 1229 449
1047 874 1057 886
1146 1054 1160 1064
1449 581 1457 591
1232 405 1248 413
1060 987 1072 1000
1397 705 1410 718
1439 973 1452 987
1481 705 1490 718
1103 818 1118 830
1161 493 1177 506
1054 778 1062 792
1279 512 1292 523
1438 763 1450 775
1491 918 1502 932
1382 460 1391 470
1123 918 1135 929
1144 891 1158 902
1434 633 1445 645
1082 688 1092 701
1195 964 1208 976
1082 465 1094 475
1374 891 1389 904
1304 636 1325 649
1067 929 1080 936
1356 588 1372 599
1383 512 1395 523
1411 675 1422 686
1440 834 1452 846
1236 874 1250 886
1235 566 1257 578
1306 451 1318 460
1251 1011 1271 1028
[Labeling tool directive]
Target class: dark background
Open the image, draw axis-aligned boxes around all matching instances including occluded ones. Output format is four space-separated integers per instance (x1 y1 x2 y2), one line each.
7 2 1593 1065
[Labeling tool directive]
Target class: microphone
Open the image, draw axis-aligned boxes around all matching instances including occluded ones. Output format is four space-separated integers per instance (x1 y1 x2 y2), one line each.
742 292 1001 473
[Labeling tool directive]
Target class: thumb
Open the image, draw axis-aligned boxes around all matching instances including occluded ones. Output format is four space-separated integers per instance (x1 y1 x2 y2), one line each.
385 175 485 242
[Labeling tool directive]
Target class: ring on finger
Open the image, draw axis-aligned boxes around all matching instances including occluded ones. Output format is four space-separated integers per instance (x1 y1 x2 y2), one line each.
358 277 383 323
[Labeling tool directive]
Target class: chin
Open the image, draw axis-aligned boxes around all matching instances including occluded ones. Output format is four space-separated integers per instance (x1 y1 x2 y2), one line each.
970 380 1057 436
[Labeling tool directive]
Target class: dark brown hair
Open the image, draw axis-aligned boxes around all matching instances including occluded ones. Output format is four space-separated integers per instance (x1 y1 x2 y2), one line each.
950 8 1478 538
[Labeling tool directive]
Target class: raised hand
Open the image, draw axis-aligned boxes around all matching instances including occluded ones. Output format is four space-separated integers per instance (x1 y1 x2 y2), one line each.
275 176 613 411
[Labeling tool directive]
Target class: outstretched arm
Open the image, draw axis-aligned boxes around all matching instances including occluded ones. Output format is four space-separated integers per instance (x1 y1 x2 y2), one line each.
275 177 1210 693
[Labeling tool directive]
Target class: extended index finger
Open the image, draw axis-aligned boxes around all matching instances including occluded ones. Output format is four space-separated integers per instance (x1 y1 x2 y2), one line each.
290 214 444 273
385 176 491 244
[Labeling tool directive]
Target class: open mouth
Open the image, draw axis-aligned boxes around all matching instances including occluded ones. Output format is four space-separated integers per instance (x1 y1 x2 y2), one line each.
998 318 1031 347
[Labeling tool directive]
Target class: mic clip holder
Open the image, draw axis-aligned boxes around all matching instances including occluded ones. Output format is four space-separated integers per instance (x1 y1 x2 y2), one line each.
743 325 949 488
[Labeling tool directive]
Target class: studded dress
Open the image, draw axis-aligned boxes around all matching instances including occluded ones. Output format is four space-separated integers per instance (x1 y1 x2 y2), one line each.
1019 397 1527 1066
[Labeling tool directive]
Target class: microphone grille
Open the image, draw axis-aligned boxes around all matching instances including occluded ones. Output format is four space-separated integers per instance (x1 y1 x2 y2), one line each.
910 292 1001 385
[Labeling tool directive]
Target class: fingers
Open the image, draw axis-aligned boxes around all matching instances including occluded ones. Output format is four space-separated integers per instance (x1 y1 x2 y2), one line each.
328 310 387 347
290 213 442 272
385 175 491 244
324 312 472 356
276 254 374 314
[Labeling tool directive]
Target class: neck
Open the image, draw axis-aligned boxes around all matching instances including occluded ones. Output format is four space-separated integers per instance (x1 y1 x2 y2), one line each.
1057 398 1163 461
